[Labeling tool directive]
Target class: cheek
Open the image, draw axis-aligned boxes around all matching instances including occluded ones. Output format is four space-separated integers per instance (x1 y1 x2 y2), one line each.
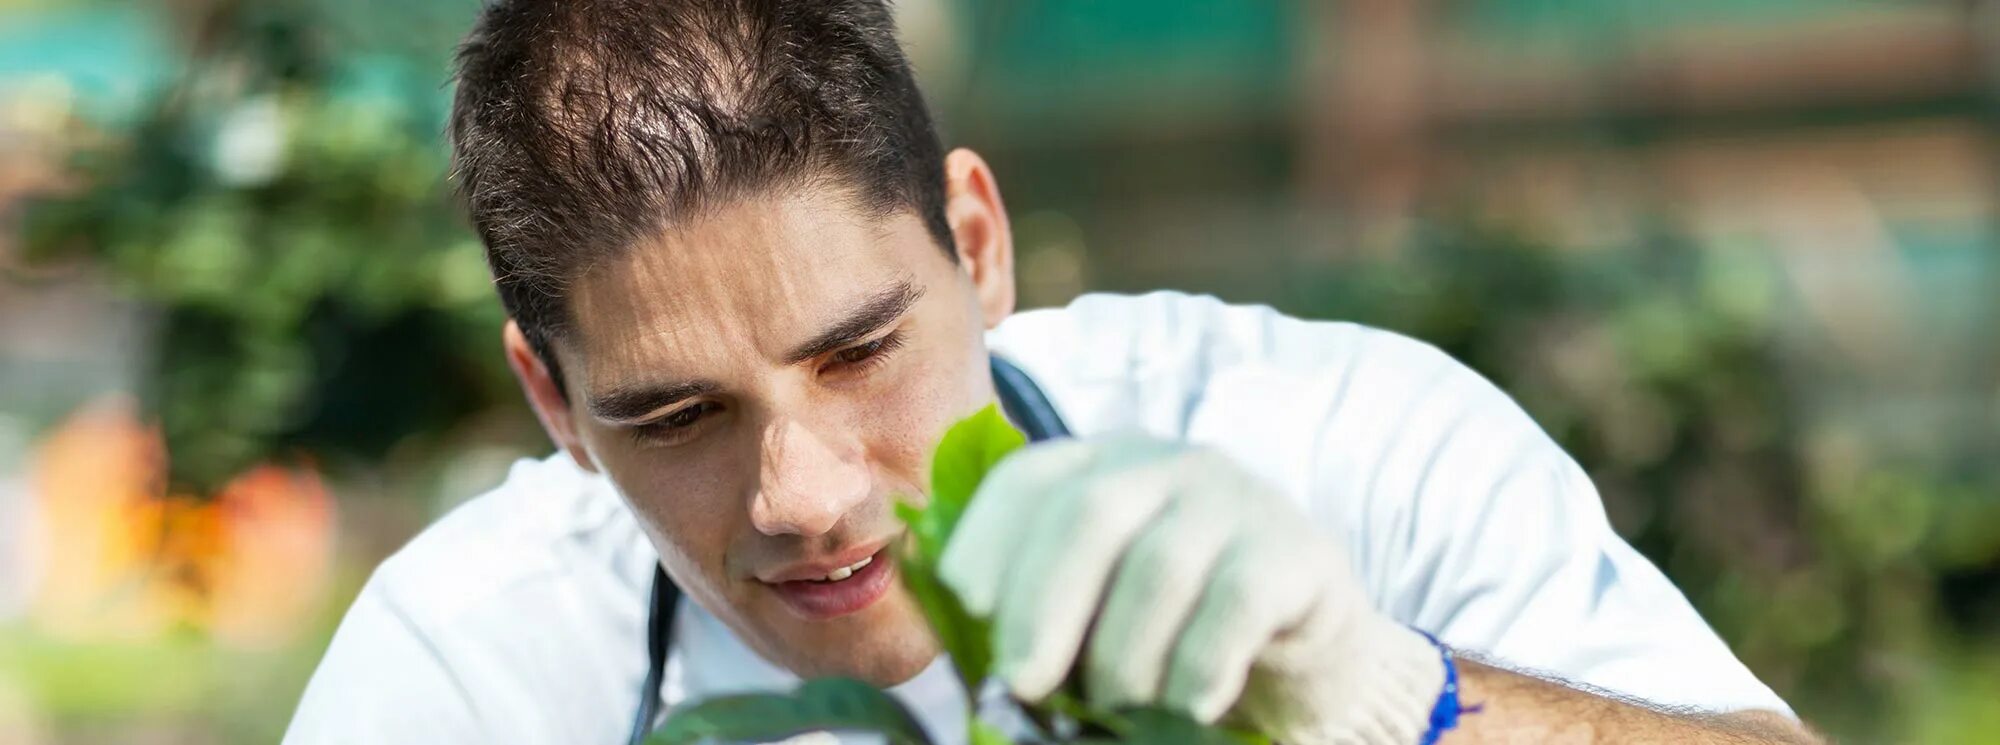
852 330 991 492
584 431 747 575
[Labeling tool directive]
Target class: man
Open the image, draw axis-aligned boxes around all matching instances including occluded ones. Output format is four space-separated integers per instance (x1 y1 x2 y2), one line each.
287 1 1819 743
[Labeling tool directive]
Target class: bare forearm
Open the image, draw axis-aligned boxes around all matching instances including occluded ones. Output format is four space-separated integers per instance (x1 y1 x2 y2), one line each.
1441 659 1821 745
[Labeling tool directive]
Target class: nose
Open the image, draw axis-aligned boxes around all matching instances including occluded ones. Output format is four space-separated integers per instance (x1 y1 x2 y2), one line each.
749 415 872 537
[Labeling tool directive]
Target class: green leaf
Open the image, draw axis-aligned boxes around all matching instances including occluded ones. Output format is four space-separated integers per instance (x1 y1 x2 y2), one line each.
969 720 1016 745
1041 690 1121 735
895 506 995 696
648 677 935 745
893 403 1026 693
926 403 1028 540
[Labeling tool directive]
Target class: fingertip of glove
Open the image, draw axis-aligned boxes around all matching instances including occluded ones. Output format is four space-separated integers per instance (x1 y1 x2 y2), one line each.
936 551 994 617
996 654 1067 705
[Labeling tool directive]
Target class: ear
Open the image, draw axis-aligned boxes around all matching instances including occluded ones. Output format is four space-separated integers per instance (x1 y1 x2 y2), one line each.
504 320 599 474
943 148 1016 328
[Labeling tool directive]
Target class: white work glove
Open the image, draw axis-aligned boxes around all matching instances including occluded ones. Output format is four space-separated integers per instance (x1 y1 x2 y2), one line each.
939 435 1448 745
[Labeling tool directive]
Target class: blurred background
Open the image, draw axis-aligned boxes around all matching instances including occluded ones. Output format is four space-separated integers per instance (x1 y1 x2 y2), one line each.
1 0 1996 742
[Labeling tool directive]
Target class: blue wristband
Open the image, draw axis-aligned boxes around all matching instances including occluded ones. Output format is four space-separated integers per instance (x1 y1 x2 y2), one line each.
1413 629 1474 745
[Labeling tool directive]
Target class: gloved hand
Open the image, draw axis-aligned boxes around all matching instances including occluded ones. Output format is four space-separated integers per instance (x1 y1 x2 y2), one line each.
939 435 1447 745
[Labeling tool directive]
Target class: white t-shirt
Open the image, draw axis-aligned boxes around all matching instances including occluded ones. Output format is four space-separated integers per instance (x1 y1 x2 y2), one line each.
285 291 1791 744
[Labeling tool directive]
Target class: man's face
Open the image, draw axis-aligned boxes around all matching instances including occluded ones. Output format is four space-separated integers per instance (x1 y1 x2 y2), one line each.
545 178 1006 685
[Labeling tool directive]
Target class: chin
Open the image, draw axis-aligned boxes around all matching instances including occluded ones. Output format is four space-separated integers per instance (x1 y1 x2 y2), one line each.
768 593 943 687
838 637 941 687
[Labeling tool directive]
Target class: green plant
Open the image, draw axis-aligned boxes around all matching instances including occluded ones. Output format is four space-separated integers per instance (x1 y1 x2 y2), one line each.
650 405 1267 745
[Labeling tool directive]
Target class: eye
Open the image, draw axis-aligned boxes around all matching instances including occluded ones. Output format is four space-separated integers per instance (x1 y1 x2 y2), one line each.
661 404 709 428
827 330 906 372
630 401 721 445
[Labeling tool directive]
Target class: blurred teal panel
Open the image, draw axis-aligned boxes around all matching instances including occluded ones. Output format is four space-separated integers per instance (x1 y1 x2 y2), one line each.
1885 218 2000 334
327 54 453 131
0 5 176 124
962 0 1293 125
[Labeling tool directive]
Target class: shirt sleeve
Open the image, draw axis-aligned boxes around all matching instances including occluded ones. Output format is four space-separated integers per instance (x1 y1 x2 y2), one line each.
284 582 487 744
1306 326 1795 717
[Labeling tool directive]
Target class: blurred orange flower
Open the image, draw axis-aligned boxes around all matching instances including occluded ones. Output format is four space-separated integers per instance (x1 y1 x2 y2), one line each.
28 395 335 647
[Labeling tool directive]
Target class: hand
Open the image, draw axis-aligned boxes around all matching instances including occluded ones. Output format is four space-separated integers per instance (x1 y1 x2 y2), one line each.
939 435 1447 745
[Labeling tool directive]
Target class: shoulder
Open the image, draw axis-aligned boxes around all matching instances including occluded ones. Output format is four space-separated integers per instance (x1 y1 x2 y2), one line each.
990 290 1517 472
290 454 651 743
364 453 651 624
990 290 1379 376
991 291 1399 435
990 290 1476 394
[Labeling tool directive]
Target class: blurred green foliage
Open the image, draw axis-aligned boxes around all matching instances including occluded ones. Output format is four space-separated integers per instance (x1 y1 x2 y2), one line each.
23 1 513 493
0 621 329 742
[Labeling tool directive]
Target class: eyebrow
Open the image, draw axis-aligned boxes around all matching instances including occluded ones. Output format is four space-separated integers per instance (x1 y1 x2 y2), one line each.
588 379 720 423
779 279 924 365
584 279 924 423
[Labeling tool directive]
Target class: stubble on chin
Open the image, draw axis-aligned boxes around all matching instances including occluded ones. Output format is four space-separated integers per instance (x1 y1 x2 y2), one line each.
762 594 943 686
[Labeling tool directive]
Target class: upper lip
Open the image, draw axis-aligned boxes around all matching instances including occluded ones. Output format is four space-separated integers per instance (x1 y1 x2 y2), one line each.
756 537 894 584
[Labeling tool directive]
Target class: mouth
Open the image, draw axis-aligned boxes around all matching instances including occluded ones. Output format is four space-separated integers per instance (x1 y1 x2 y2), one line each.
761 546 897 621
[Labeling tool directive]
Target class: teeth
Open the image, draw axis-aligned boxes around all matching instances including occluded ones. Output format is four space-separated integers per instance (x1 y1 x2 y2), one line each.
820 555 874 582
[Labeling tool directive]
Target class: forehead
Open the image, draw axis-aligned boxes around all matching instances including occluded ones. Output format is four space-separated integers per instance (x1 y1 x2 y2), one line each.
562 188 948 382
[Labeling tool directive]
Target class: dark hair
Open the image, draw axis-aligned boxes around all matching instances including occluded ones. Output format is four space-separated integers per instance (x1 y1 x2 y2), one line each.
448 0 952 392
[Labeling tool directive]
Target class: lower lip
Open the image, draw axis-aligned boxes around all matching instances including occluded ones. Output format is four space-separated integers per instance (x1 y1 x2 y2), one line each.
767 550 896 620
